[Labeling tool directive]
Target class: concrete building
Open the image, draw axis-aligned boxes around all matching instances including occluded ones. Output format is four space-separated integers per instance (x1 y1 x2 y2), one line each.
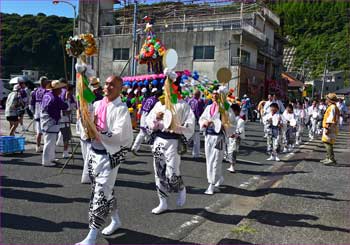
10 70 40 82
305 70 345 98
77 1 285 100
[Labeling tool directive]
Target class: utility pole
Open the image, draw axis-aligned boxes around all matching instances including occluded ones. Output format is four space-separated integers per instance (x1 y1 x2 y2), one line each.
131 0 138 76
52 0 77 84
237 0 244 98
320 52 328 99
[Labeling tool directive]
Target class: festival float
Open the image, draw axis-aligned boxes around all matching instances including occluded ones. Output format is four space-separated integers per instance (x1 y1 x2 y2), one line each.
122 16 236 128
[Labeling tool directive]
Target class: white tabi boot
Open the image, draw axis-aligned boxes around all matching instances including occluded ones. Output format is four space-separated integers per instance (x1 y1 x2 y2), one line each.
176 187 186 207
204 184 215 195
102 209 122 236
214 176 224 188
76 228 98 245
151 197 168 214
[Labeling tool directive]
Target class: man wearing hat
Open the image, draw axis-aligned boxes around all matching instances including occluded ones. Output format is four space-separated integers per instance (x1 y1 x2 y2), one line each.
30 76 49 152
57 78 76 158
40 80 69 166
90 77 103 102
17 77 28 131
320 93 340 165
131 88 160 154
5 84 24 136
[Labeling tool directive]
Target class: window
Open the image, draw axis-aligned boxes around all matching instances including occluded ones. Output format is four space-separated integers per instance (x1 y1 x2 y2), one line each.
193 46 215 60
237 48 251 65
113 48 129 61
326 86 329 91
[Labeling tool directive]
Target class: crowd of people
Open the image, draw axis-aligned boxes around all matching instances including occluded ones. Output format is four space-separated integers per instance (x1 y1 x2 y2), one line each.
4 73 348 245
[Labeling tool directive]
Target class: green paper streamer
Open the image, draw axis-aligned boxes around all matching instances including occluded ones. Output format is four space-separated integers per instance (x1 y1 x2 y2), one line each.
224 101 230 111
170 93 178 104
81 75 96 103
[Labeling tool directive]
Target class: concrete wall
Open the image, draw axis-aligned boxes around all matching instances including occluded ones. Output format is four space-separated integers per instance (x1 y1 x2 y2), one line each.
240 39 258 67
78 0 99 36
99 0 114 26
314 80 344 94
98 30 233 82
264 22 275 46
98 35 132 81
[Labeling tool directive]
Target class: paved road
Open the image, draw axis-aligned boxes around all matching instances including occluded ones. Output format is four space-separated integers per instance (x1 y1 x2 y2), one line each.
1 113 311 244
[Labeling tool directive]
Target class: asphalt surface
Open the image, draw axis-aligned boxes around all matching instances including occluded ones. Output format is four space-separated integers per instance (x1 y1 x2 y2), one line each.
218 129 350 244
1 113 349 244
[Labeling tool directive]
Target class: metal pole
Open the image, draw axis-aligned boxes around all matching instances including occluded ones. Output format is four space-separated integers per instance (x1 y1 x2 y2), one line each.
320 53 328 99
237 1 244 98
131 1 138 76
72 6 76 85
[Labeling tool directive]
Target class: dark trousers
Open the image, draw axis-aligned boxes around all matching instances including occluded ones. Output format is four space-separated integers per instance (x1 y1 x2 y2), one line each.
324 142 335 162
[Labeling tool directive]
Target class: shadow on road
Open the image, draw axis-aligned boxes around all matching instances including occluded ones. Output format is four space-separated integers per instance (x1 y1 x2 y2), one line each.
217 238 254 244
1 188 89 203
218 186 350 202
104 228 195 244
1 176 63 188
247 210 350 233
1 212 86 232
234 170 308 177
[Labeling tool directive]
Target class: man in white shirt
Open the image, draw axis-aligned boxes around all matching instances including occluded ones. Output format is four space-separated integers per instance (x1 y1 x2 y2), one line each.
76 76 133 245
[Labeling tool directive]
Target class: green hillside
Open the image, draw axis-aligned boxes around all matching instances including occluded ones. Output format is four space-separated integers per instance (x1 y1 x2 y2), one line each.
269 2 350 82
1 13 73 79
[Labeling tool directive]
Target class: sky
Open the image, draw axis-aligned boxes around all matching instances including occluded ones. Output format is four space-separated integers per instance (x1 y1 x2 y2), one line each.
1 0 79 18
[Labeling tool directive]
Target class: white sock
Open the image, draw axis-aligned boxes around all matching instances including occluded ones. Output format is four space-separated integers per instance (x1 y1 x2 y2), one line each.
102 210 121 235
76 228 98 245
176 187 186 207
152 197 168 214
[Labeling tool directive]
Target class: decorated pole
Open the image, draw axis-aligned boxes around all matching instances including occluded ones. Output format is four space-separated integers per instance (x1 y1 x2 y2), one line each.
66 33 98 139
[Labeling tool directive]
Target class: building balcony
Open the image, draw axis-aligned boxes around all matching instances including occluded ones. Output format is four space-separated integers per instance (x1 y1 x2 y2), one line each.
262 7 280 26
99 18 266 43
231 57 265 71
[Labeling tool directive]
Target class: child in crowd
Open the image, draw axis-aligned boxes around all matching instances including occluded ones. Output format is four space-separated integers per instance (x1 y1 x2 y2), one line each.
263 103 282 161
294 101 306 145
307 100 319 140
282 104 297 152
227 104 245 173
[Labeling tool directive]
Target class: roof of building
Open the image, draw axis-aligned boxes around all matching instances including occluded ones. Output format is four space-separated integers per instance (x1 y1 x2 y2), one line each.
334 87 350 95
282 72 304 88
321 71 344 78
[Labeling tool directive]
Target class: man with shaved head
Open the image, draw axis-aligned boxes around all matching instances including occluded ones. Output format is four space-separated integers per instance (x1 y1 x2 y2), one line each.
76 75 133 245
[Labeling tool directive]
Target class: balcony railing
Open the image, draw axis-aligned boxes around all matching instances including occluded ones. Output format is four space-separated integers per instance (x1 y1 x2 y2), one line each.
260 45 279 57
242 22 266 42
262 7 280 26
99 18 266 42
231 56 265 71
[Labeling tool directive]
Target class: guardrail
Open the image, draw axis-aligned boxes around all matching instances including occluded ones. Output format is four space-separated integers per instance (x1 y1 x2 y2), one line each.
99 18 266 42
231 56 265 71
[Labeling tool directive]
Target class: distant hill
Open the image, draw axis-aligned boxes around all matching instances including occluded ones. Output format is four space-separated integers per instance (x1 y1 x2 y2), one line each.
0 13 73 79
268 2 350 83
